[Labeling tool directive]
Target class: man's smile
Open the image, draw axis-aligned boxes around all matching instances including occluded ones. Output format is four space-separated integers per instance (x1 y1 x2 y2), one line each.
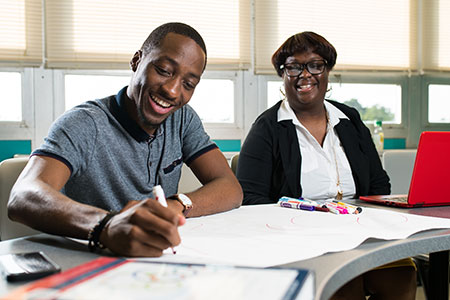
150 93 172 108
148 93 174 115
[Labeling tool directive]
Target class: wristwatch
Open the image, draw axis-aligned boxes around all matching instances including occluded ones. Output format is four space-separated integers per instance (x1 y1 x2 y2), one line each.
172 193 193 216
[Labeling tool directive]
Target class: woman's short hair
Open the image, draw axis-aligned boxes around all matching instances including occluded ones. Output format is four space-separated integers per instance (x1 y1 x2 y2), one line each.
271 31 337 77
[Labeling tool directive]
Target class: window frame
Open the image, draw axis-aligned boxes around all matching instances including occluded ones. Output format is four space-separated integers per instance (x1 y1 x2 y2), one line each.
1 66 449 152
422 73 450 128
197 70 244 140
53 69 244 140
53 69 132 117
0 68 34 140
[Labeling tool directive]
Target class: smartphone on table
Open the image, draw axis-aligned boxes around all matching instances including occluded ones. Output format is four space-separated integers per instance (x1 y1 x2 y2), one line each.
0 251 61 282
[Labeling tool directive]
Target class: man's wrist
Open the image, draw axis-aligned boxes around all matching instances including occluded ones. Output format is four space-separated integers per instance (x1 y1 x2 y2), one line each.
87 211 118 252
168 194 193 216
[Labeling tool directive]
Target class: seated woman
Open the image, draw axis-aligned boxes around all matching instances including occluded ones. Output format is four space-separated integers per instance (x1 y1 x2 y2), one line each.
236 31 416 300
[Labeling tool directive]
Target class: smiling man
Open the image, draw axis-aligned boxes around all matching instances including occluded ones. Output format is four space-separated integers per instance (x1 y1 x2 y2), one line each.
8 23 242 257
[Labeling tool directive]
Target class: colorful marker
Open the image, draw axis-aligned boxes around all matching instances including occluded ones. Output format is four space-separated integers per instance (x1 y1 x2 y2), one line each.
331 200 362 214
299 203 315 211
343 203 363 214
279 197 332 213
298 197 321 206
325 202 349 214
279 200 330 213
278 196 364 215
326 205 340 215
279 196 320 207
311 205 330 212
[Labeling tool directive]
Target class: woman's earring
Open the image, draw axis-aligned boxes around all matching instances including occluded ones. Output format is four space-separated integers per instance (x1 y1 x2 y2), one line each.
325 85 333 98
279 86 286 100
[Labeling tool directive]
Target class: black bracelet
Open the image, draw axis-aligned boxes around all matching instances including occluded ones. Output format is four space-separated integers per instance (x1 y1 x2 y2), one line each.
87 211 118 252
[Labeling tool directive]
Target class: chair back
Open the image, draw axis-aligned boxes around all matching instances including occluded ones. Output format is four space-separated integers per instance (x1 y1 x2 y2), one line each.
0 157 40 240
177 163 202 193
382 149 417 194
230 154 239 175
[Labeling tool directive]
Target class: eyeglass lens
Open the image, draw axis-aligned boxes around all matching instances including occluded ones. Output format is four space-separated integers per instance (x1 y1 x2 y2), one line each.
284 60 326 76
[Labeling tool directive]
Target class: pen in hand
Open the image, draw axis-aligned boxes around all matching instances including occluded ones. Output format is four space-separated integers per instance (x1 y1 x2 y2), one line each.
152 185 176 254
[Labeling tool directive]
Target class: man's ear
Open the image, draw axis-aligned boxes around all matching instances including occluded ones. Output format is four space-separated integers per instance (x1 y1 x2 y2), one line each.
130 50 142 72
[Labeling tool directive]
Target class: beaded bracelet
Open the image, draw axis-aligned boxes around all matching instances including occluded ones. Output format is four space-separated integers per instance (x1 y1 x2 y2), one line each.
87 211 118 252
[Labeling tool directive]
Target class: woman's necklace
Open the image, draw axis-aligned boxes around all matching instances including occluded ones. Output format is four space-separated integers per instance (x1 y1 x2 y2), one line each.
326 112 343 200
332 147 344 200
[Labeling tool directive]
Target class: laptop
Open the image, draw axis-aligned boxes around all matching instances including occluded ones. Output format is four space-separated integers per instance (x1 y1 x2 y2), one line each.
359 131 450 208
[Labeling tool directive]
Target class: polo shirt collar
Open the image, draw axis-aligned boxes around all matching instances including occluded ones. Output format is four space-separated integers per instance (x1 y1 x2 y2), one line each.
277 99 349 127
111 86 162 142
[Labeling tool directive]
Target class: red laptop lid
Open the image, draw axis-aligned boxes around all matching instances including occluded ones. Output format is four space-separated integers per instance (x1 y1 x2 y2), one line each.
408 131 450 206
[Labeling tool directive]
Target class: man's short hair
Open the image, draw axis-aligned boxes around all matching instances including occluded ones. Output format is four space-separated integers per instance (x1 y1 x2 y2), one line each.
141 22 207 70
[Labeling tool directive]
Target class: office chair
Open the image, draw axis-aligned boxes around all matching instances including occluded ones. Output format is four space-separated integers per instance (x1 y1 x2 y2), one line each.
178 154 239 193
381 149 417 194
177 163 202 194
230 153 239 175
0 157 40 241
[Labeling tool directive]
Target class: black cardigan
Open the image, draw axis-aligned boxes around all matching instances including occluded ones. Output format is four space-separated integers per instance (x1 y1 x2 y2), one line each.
236 100 390 205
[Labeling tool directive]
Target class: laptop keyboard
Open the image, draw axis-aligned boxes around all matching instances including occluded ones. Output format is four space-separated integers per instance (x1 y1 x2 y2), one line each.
385 196 408 203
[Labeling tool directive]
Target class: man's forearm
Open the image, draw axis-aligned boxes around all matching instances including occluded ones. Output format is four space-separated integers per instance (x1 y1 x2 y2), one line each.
8 179 107 239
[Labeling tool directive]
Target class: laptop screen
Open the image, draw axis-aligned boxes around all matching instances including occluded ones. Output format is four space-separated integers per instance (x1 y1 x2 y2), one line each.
407 131 450 206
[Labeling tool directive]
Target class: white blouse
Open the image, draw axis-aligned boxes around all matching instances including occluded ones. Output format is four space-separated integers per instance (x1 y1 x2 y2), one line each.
277 100 356 200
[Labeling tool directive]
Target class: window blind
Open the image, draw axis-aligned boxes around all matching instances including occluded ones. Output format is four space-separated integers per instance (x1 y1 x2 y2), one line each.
3 0 449 73
255 0 417 74
0 0 42 67
45 0 251 69
423 0 450 71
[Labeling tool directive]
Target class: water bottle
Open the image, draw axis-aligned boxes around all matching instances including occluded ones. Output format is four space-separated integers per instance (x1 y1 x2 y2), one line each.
372 120 384 152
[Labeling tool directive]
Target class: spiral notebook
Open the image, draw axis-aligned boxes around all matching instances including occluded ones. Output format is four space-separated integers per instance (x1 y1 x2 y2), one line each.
359 131 450 208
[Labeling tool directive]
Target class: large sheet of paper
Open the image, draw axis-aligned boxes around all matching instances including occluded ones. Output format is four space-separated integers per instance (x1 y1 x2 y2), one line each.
145 204 450 268
4 258 313 300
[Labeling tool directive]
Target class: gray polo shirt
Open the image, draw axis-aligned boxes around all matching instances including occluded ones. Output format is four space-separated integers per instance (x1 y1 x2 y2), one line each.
33 87 217 211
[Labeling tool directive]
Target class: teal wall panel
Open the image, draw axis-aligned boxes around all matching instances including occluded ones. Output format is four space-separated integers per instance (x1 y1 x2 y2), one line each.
0 138 404 161
0 140 31 162
213 139 241 152
213 138 405 152
384 138 406 149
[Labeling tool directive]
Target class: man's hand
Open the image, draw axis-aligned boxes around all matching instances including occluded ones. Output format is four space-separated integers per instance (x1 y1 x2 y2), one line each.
100 199 186 257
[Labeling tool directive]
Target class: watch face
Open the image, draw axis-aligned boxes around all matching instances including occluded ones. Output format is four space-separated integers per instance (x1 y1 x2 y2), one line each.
178 194 192 206
177 194 192 216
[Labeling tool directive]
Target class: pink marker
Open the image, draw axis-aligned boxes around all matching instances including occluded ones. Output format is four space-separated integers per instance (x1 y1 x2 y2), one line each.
325 202 349 214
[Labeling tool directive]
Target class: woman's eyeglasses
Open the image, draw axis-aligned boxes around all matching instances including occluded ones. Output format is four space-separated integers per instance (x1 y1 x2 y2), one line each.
280 59 328 77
